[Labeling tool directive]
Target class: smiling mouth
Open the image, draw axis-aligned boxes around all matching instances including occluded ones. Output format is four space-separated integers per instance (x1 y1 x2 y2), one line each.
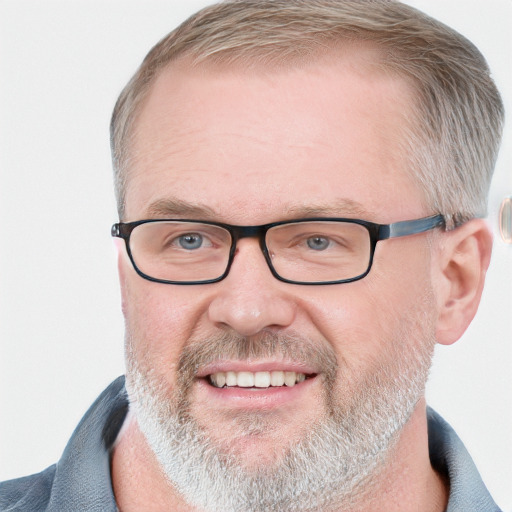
208 370 316 389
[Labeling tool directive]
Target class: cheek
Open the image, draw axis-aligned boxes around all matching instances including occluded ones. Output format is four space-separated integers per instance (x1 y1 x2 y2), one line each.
302 286 390 370
303 245 433 371
120 266 207 383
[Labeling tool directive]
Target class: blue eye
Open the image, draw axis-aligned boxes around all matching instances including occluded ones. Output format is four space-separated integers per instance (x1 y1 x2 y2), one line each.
306 236 331 251
178 233 203 250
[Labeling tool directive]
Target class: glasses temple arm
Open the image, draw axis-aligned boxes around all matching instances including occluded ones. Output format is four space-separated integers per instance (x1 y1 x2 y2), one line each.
378 214 446 240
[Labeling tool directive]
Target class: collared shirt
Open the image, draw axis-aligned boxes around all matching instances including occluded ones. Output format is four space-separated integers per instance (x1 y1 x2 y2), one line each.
0 377 502 511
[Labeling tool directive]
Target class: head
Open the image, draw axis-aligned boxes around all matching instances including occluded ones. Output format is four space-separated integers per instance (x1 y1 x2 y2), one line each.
111 1 503 511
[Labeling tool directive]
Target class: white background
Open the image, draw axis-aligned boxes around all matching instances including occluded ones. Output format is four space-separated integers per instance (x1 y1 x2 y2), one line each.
0 1 510 509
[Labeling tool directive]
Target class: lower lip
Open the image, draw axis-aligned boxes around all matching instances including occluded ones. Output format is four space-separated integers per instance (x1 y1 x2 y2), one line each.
195 376 318 410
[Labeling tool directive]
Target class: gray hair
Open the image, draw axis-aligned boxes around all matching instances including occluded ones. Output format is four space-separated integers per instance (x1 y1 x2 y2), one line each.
110 0 504 226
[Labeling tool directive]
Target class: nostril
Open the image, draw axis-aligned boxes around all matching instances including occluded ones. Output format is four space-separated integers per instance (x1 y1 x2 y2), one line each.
207 288 296 337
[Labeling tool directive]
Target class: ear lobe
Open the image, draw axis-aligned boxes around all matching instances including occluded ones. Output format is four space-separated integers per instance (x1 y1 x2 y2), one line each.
435 219 492 345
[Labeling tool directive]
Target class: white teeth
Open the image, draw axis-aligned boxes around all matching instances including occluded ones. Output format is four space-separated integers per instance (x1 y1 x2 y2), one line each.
270 370 285 386
284 371 296 387
215 372 226 387
208 370 308 388
237 371 254 388
226 371 237 386
254 371 271 388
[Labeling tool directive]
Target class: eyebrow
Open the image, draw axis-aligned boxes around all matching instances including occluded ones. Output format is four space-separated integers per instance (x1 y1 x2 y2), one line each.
284 200 375 219
145 197 375 223
146 198 218 219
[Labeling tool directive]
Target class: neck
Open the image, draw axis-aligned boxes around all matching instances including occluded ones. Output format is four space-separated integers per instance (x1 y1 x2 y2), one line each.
343 398 449 512
111 411 197 511
111 399 448 512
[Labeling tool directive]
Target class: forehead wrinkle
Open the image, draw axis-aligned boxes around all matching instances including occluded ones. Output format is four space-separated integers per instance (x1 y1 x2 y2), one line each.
130 113 210 171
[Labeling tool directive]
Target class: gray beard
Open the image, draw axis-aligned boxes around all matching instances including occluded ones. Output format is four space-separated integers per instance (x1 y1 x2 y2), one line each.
125 305 435 512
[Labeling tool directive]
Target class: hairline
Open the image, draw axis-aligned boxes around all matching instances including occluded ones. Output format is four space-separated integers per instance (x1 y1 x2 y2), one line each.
110 1 504 227
115 41 428 220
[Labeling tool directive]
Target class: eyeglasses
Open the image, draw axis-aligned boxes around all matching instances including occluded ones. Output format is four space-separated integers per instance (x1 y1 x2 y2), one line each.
111 214 445 285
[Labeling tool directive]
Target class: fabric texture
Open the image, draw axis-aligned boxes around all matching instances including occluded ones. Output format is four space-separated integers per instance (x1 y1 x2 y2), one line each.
0 377 127 512
0 376 502 511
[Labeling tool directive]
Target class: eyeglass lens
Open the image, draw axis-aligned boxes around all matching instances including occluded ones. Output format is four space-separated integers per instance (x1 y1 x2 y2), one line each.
128 220 372 284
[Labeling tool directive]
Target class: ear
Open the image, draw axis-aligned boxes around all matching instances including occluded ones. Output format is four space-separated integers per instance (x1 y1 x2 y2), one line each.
434 219 492 345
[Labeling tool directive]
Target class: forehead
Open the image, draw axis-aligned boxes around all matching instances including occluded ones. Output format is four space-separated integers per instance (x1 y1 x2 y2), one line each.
125 50 423 223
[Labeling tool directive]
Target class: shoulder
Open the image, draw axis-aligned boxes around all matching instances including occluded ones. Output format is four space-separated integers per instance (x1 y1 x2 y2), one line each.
0 377 128 512
427 408 502 512
0 465 56 511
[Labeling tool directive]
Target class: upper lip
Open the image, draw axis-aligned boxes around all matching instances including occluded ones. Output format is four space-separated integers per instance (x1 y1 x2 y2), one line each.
196 359 319 378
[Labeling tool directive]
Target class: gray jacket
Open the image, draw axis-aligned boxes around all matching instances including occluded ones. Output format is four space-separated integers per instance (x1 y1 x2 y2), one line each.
0 377 502 511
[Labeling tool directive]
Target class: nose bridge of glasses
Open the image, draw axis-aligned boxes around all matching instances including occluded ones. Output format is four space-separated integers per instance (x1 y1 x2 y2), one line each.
230 224 269 248
227 224 273 276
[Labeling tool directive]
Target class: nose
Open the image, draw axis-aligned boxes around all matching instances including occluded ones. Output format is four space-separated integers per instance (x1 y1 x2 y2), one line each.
207 239 297 336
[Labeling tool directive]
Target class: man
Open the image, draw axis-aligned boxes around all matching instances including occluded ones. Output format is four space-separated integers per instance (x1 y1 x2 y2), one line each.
0 0 505 510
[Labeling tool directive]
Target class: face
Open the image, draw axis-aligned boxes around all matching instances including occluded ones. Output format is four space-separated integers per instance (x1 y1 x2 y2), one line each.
120 52 438 511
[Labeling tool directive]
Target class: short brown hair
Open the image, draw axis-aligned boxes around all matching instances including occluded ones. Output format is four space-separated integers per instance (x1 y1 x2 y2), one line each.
111 0 504 226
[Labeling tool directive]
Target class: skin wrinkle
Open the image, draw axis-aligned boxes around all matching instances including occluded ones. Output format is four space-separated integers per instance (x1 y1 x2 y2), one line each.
125 57 411 217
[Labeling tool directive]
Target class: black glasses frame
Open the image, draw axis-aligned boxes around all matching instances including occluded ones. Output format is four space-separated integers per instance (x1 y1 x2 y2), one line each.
111 214 445 285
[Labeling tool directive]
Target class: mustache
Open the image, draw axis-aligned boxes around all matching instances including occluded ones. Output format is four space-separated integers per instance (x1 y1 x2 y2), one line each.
176 330 339 390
